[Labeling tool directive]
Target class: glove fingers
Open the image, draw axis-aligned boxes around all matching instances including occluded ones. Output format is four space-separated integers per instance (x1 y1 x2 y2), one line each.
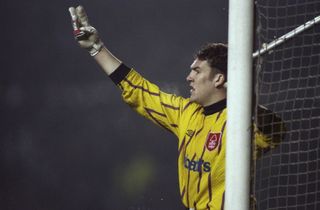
76 5 90 27
68 7 76 20
68 7 79 30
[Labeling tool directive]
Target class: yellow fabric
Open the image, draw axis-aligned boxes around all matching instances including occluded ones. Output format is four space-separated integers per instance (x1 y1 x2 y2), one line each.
118 69 274 210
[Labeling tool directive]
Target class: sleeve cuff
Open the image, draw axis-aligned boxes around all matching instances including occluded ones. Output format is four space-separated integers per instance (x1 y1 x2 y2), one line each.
109 63 131 85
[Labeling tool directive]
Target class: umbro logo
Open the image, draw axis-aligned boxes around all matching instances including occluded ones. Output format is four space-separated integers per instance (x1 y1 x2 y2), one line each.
186 129 195 137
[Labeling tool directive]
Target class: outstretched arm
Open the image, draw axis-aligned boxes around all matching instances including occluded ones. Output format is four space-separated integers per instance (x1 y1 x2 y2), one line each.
68 5 193 137
69 5 121 75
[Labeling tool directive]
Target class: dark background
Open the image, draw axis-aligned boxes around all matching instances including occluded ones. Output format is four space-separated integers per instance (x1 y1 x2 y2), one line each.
1 0 228 209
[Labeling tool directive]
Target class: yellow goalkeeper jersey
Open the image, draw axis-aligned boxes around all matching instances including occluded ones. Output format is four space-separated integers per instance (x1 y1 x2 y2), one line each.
110 64 281 210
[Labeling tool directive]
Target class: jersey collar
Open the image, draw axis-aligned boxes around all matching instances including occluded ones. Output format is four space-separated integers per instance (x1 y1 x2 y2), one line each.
203 99 226 116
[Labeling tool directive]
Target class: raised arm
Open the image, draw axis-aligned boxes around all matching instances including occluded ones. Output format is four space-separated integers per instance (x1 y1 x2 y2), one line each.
69 5 121 75
68 5 194 137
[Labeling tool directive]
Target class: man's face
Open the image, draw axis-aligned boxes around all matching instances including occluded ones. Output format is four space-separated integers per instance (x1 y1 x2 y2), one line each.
186 59 217 106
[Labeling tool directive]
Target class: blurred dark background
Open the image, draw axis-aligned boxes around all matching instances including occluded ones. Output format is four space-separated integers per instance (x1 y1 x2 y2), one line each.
1 0 228 209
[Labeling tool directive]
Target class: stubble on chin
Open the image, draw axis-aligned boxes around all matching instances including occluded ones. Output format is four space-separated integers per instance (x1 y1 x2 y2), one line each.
189 95 197 103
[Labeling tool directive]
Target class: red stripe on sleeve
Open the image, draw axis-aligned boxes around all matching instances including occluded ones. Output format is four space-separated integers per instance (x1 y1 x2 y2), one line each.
207 172 213 203
197 145 207 193
178 137 186 157
124 78 160 96
186 154 197 207
218 121 227 154
145 108 172 133
161 102 180 110
215 110 224 122
220 191 225 210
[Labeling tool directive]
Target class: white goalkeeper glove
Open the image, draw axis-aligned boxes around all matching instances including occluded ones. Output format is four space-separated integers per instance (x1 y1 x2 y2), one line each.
69 5 104 56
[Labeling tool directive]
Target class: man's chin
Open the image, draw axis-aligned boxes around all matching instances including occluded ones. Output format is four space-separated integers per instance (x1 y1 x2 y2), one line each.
189 96 199 104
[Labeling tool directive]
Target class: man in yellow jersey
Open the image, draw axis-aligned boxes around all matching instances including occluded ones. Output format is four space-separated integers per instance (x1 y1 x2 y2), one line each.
69 5 284 210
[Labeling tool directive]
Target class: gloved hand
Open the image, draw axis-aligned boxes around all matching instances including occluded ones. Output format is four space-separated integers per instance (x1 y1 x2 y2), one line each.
69 5 104 56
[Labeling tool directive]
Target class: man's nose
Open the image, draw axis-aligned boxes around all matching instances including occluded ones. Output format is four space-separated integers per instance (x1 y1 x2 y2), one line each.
186 71 193 82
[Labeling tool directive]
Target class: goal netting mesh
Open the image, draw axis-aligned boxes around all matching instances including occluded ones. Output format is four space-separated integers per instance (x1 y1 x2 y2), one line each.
253 1 320 210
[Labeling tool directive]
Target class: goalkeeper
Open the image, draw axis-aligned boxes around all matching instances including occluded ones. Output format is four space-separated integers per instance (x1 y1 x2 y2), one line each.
69 5 284 210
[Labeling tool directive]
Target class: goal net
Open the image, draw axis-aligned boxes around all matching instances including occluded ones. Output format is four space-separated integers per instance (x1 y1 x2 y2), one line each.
253 1 320 210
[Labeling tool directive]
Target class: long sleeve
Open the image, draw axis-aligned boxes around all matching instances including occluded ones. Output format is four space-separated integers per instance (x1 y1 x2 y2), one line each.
110 64 192 138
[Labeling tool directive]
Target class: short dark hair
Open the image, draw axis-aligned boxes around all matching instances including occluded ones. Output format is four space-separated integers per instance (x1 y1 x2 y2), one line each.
195 43 228 77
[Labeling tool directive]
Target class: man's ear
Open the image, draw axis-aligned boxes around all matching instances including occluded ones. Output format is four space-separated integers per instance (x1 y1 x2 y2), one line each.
214 73 226 88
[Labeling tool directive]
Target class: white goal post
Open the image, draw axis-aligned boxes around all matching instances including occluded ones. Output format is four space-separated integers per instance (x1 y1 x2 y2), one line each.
225 0 320 209
225 0 254 209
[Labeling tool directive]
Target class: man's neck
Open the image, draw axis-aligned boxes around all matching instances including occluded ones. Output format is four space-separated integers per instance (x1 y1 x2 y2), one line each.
203 91 226 107
203 98 227 115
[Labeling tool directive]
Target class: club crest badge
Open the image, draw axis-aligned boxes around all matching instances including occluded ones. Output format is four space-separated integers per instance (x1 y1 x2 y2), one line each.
206 132 222 151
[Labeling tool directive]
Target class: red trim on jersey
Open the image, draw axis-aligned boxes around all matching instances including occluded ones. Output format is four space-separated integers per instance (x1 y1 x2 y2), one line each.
161 102 180 110
221 191 225 210
145 107 172 133
183 101 193 112
218 121 227 154
178 137 186 157
179 131 194 159
186 154 197 207
195 106 203 113
185 136 193 150
118 83 124 91
145 107 166 117
215 110 224 122
194 201 198 210
124 78 160 96
197 144 207 193
170 124 178 128
186 168 191 207
195 121 204 137
207 172 213 206
181 186 186 198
